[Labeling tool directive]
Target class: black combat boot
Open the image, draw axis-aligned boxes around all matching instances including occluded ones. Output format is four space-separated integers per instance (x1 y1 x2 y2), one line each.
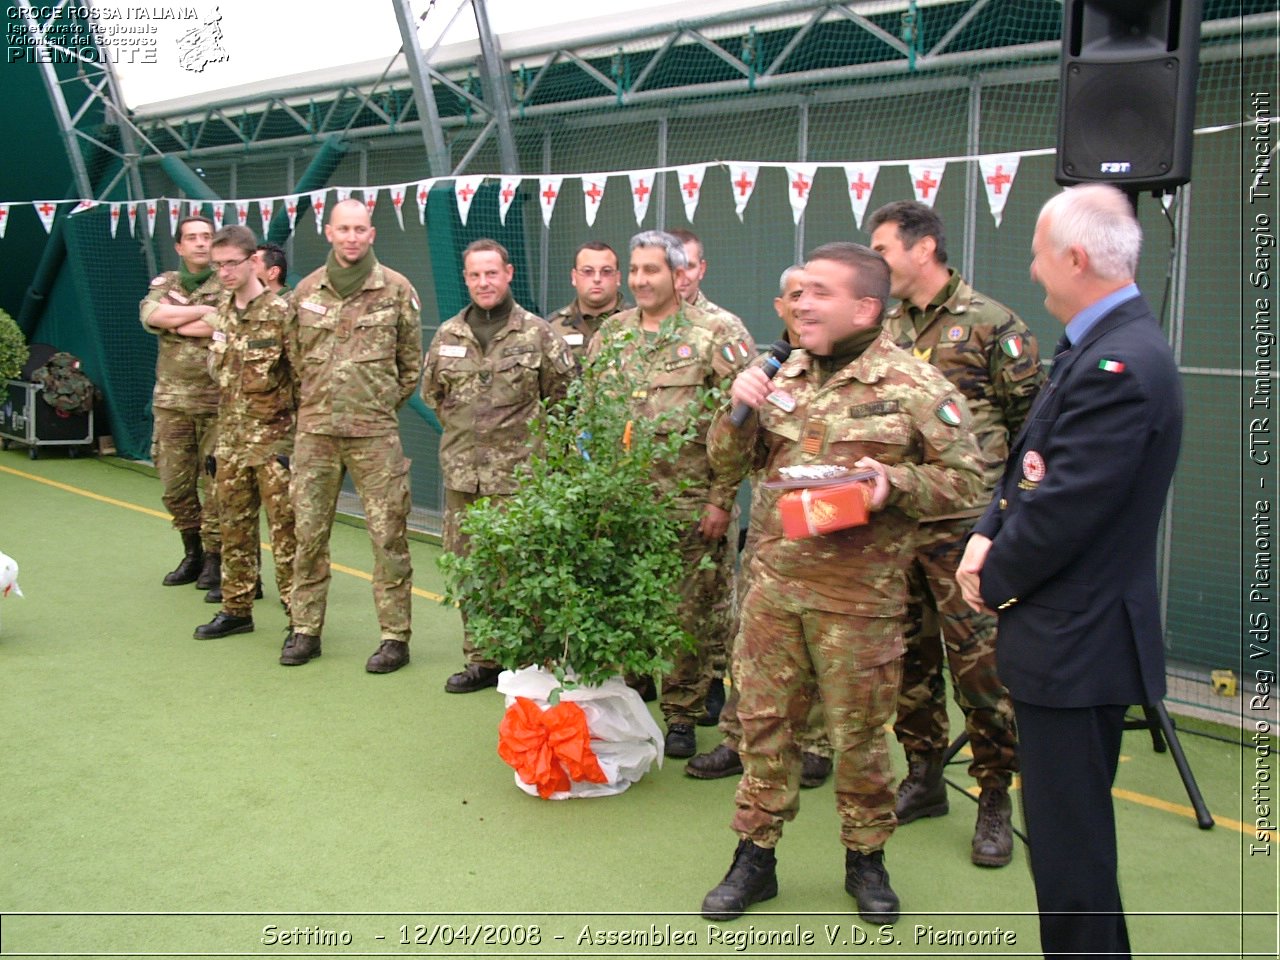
698 677 726 726
162 530 203 586
664 722 697 758
844 849 900 924
685 742 743 780
800 752 833 789
701 839 778 920
195 550 221 591
971 785 1014 867
895 751 948 823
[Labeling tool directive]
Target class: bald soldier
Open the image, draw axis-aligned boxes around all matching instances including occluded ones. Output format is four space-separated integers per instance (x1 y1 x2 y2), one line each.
282 199 422 672
140 214 223 595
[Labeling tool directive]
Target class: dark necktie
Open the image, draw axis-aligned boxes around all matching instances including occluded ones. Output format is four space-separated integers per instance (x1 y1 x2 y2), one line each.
1049 333 1072 381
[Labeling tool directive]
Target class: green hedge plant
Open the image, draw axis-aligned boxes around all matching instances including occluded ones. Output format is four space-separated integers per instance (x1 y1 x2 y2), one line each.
0 308 28 382
439 317 723 694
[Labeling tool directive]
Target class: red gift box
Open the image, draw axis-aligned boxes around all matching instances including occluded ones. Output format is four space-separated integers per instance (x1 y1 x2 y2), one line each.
778 480 871 539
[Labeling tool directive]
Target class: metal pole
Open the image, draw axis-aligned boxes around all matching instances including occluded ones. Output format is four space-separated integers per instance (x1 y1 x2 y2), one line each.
18 0 93 199
962 73 981 282
472 0 520 175
391 0 452 177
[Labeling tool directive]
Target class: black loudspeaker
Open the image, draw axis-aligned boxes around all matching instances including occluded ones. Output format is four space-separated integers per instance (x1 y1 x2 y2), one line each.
1055 0 1203 193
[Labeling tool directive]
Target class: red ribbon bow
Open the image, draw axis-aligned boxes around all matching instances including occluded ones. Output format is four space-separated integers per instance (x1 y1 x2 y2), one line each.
498 697 608 799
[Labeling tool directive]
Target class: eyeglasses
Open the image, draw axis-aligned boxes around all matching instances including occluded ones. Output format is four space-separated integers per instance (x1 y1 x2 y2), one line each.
211 255 251 271
575 267 617 279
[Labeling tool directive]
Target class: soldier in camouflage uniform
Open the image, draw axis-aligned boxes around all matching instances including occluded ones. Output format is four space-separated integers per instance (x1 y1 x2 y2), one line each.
545 240 629 359
140 215 223 593
586 230 753 759
423 239 576 694
194 225 297 642
869 201 1044 867
282 199 422 673
688 265 833 787
668 228 755 726
699 243 984 925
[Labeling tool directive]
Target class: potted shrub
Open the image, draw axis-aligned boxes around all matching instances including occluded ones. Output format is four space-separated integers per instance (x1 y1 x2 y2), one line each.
439 322 722 798
0 309 28 383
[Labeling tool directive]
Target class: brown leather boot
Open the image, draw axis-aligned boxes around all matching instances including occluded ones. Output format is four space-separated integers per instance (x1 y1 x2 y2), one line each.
971 785 1014 867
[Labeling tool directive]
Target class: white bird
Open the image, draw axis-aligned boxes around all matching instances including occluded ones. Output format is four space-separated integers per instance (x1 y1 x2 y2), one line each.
0 551 23 630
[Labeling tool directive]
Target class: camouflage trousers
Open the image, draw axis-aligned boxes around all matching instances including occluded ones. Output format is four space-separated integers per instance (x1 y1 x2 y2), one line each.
152 406 220 552
703 502 741 680
215 454 295 617
893 518 1018 788
290 432 413 643
718 553 830 757
443 487 507 668
733 569 902 852
661 523 734 726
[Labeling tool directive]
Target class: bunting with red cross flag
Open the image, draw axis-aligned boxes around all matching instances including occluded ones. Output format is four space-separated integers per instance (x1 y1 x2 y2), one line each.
69 200 99 217
310 189 327 233
727 163 759 222
284 195 299 231
390 184 406 229
581 176 606 228
34 200 58 234
978 154 1020 227
258 198 274 237
908 160 945 208
454 176 484 227
538 176 563 228
145 200 158 237
109 203 121 238
498 177 521 226
211 202 225 230
843 163 880 229
0 204 11 239
785 163 817 224
235 199 249 226
335 187 351 203
167 200 181 235
126 201 138 237
415 180 431 226
363 188 378 217
674 164 706 223
628 170 655 226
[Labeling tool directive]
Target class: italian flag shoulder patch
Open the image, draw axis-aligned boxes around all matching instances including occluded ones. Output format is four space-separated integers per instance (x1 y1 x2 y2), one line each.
1098 359 1126 374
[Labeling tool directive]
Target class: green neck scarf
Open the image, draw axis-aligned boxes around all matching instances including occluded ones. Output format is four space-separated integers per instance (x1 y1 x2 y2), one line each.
325 249 378 300
179 262 214 294
814 325 882 385
465 294 515 351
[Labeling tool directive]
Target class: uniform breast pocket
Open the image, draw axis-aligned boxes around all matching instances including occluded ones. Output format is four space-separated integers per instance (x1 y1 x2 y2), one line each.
241 345 282 393
648 360 706 433
352 309 397 362
492 352 540 407
297 309 338 365
826 414 913 463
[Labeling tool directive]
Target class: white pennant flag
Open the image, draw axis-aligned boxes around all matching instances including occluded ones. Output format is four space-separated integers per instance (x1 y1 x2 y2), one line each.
69 200 99 217
843 163 881 229
390 185 406 230
415 181 431 225
109 203 121 238
258 198 274 237
628 170 656 226
908 160 946 208
188 199 202 217
727 164 759 222
784 164 817 225
167 200 182 235
978 154 1020 227
235 200 249 225
145 201 158 237
498 178 521 226
674 164 707 222
363 188 378 217
335 187 351 203
0 204 11 239
454 176 484 227
309 190 327 233
34 201 58 234
537 176 563 228
581 176 606 228
126 201 138 236
284 195 300 231
211 203 225 230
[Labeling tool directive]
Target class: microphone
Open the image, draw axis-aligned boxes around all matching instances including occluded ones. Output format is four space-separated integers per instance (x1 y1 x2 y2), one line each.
729 339 792 427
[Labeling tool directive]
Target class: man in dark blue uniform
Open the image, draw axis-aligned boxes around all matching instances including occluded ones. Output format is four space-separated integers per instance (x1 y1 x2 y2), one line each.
958 183 1184 959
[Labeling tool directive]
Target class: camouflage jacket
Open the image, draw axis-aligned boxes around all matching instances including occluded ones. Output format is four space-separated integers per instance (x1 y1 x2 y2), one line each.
207 289 297 465
588 305 755 516
546 295 629 359
421 301 575 496
691 290 754 349
288 261 422 437
707 332 985 616
140 270 222 414
883 270 1044 517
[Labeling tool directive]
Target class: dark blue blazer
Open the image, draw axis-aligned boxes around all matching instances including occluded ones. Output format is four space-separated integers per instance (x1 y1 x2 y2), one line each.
974 294 1183 708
